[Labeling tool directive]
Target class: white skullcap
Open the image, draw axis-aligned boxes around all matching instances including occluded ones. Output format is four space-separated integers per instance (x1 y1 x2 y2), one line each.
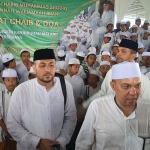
30 57 33 62
117 39 121 44
81 38 87 43
102 51 110 56
82 27 87 30
112 62 141 80
29 67 36 74
91 43 98 48
144 30 150 33
87 51 96 56
100 61 110 66
101 47 110 52
104 33 112 38
69 58 80 65
142 52 150 57
2 68 18 78
20 49 29 54
111 56 116 62
144 20 149 24
140 66 149 74
77 52 85 57
57 46 65 51
2 53 14 63
131 24 138 28
120 21 126 25
136 52 139 58
69 40 77 45
71 34 76 37
114 44 119 47
138 42 144 49
89 70 100 78
135 17 141 21
70 24 74 27
130 33 137 37
88 47 96 53
66 34 71 37
107 22 113 26
64 28 70 32
58 50 65 57
120 32 127 37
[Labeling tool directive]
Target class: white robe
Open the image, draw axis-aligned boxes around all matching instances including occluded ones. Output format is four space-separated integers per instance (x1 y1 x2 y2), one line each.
142 38 150 52
65 74 84 104
115 31 131 41
0 89 11 141
65 50 77 62
78 44 88 55
76 95 150 150
7 78 76 150
82 68 150 109
16 63 28 80
101 10 114 27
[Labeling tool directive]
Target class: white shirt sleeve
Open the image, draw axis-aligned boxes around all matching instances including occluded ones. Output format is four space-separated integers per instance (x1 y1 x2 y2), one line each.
76 101 96 150
7 88 41 149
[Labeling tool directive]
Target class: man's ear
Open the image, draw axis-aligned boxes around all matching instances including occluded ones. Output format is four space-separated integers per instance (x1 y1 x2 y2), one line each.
131 54 136 61
110 81 115 91
32 64 36 74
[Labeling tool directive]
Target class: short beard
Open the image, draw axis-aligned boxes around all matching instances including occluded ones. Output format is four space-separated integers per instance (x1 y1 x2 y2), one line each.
37 76 54 83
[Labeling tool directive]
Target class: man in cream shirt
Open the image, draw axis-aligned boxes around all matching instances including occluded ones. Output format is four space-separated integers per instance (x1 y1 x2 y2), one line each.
7 49 77 150
77 39 150 118
76 62 150 150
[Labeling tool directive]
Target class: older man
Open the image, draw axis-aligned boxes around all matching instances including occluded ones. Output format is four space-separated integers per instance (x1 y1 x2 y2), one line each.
78 39 150 119
7 49 77 150
76 62 150 150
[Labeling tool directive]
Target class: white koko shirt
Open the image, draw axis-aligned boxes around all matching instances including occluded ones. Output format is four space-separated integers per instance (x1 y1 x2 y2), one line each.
76 95 150 150
7 78 77 150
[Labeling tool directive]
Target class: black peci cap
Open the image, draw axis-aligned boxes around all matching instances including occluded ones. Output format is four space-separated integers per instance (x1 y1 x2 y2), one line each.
119 39 138 51
33 49 56 61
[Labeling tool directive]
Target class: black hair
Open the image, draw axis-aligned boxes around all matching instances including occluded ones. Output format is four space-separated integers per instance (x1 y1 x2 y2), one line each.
68 64 75 67
0 36 2 39
130 49 137 54
76 55 84 62
87 54 96 60
58 55 66 61
20 51 30 57
3 58 14 68
106 37 111 41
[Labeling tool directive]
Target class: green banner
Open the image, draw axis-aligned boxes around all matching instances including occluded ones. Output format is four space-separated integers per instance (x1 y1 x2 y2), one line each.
0 0 96 58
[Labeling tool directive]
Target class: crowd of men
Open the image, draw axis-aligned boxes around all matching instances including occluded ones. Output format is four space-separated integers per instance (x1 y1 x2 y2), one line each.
0 1 150 150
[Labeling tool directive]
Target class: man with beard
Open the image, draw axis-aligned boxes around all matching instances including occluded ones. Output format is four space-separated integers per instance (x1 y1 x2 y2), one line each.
7 49 77 150
77 39 150 119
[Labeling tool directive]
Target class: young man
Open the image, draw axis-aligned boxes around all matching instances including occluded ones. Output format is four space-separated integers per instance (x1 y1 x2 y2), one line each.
142 30 150 52
65 58 84 105
2 53 16 69
141 52 150 69
65 40 77 62
16 49 31 83
78 39 150 120
130 33 138 42
112 44 119 57
0 69 18 150
76 62 150 150
84 70 100 100
56 50 68 76
7 49 76 150
137 42 144 66
78 38 88 55
101 51 111 62
100 33 111 53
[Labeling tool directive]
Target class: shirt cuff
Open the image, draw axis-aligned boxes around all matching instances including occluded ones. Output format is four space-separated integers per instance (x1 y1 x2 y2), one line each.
56 136 66 148
29 135 41 149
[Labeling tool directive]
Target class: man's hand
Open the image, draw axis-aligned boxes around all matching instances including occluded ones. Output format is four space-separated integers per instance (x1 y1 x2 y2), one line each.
77 105 86 122
77 98 83 104
38 139 59 150
59 69 67 76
